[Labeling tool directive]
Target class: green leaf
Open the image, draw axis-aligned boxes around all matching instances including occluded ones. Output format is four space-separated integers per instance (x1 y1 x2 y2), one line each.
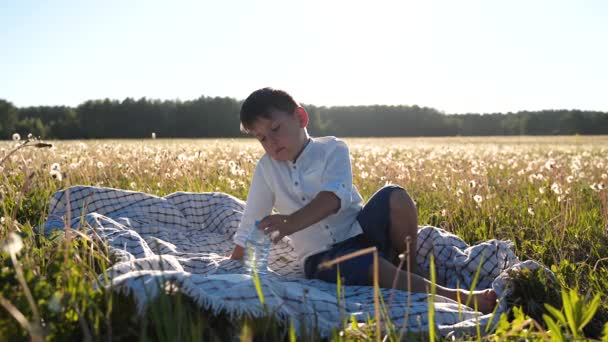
544 303 566 325
578 294 600 331
562 289 578 337
288 319 296 342
350 315 358 330
543 314 564 342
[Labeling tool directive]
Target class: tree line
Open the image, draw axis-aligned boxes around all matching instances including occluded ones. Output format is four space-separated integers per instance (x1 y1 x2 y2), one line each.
2 96 608 139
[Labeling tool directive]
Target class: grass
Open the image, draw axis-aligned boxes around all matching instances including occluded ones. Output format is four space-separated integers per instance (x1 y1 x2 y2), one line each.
1 135 608 340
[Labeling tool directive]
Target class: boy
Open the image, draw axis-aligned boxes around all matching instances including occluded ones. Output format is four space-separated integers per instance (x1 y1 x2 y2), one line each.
230 88 497 313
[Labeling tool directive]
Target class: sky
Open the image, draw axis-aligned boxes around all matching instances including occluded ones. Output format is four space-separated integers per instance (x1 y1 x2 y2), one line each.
1 0 607 114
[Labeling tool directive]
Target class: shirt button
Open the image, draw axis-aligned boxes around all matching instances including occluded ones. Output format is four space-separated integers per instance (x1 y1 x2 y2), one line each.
294 182 299 186
293 165 296 169
302 197 306 201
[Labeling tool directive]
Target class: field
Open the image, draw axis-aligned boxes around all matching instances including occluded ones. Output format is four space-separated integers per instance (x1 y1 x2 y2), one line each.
1 136 607 340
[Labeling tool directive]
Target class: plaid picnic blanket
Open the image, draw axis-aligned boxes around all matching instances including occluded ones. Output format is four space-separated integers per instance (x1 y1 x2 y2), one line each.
41 186 539 337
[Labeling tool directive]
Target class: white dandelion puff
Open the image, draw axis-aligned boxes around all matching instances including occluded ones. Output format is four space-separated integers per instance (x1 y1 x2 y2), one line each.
97 161 104 169
151 132 156 139
49 170 62 182
473 195 483 204
1 232 23 255
551 182 562 195
527 207 535 216
12 133 20 141
469 180 476 188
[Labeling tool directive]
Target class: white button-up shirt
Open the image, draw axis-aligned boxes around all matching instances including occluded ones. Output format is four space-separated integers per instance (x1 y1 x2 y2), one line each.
233 136 364 266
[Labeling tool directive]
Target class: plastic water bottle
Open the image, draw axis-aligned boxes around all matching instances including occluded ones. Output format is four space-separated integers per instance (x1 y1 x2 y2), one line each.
245 220 271 274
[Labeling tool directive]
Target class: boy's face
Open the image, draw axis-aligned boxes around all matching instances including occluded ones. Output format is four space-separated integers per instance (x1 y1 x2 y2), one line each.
250 107 309 162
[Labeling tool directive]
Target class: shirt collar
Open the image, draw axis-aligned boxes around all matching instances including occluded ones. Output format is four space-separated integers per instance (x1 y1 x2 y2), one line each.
290 137 313 166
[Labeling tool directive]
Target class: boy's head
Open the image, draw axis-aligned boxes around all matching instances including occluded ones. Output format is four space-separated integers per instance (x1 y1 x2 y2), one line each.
240 87 309 162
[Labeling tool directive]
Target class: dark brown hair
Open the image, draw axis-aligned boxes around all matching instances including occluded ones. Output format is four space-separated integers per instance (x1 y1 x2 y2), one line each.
240 88 298 132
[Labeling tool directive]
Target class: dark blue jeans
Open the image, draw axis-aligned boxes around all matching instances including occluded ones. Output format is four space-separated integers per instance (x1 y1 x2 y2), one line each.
304 185 405 285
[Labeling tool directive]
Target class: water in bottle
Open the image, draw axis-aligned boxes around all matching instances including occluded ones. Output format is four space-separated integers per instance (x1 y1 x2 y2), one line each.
245 220 271 274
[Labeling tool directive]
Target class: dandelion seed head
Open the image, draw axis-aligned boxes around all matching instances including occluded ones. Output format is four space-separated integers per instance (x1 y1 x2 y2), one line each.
551 182 562 195
473 194 483 203
1 232 23 255
49 169 62 181
12 133 20 141
528 207 535 216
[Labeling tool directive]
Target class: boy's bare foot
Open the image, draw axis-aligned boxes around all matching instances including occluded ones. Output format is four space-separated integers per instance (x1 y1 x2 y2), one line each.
465 289 498 314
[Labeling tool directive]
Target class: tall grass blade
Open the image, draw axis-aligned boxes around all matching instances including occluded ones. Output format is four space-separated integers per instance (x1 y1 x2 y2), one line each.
428 254 436 342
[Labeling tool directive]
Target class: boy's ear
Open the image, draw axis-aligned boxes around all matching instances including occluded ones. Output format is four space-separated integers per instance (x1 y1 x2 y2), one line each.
295 107 309 128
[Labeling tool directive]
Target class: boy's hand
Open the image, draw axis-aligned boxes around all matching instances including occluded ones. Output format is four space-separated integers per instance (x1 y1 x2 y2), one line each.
230 245 245 260
259 214 297 244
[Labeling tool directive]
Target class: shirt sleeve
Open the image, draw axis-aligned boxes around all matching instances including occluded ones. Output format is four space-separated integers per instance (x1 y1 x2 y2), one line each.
233 158 275 247
319 139 354 215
